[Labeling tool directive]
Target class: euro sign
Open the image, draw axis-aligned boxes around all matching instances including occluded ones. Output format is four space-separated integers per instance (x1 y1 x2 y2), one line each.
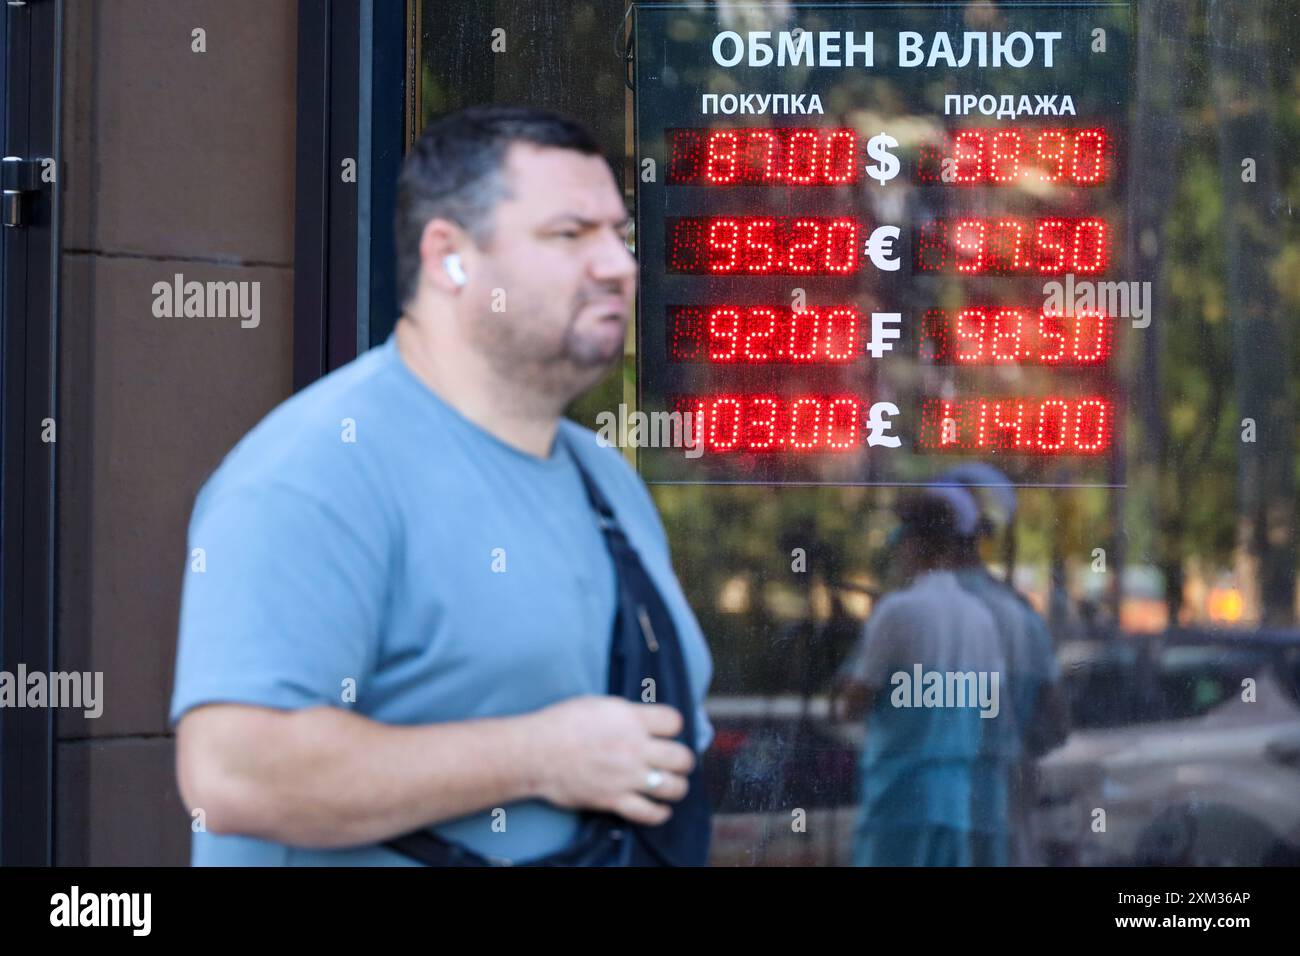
866 402 901 448
865 132 900 185
864 226 901 272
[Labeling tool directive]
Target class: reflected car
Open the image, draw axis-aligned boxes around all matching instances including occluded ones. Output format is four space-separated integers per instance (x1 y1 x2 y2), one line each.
1036 634 1300 866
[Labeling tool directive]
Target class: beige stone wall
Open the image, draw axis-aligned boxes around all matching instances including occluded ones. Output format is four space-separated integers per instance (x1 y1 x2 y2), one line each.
55 0 299 865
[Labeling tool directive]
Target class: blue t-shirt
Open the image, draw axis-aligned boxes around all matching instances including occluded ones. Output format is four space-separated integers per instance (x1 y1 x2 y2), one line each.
170 333 714 865
847 571 1003 834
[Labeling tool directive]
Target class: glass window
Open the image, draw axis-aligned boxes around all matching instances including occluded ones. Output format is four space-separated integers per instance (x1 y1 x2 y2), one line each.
415 0 1300 868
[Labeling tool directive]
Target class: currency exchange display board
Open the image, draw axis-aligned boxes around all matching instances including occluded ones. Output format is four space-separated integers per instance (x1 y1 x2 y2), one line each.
633 2 1131 485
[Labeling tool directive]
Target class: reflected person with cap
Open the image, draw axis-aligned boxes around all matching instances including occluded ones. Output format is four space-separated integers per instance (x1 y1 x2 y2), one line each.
833 494 1005 867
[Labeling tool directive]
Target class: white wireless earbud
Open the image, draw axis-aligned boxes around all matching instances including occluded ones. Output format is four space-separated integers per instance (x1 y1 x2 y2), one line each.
443 254 468 287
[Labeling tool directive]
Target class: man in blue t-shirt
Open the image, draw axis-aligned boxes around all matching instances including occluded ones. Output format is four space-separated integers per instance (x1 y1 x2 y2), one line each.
170 107 713 865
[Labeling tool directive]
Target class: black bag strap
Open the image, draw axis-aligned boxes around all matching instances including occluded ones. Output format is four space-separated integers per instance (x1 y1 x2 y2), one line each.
563 434 711 866
382 430 709 866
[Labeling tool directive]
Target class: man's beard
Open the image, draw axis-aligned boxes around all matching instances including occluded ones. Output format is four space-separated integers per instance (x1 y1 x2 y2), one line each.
565 283 629 367
562 313 626 368
472 302 625 410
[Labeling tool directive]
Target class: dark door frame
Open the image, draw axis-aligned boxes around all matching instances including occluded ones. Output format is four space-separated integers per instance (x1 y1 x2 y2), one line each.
0 0 62 866
293 0 407 390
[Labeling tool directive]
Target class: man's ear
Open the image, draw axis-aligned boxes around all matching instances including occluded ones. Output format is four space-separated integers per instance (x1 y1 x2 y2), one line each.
418 217 471 295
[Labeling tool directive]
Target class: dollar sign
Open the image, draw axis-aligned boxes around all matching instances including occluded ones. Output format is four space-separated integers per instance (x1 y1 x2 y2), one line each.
865 132 900 186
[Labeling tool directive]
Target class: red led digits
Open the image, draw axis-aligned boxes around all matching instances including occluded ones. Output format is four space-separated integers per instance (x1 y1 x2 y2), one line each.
823 308 858 361
789 397 822 448
707 396 743 451
745 307 779 361
824 130 857 184
666 128 860 185
991 219 1027 271
704 130 740 183
786 130 820 184
668 305 861 363
668 217 861 275
1036 129 1069 182
707 308 742 362
952 130 984 183
920 308 1113 366
826 397 860 448
787 309 819 361
915 127 1111 186
1070 310 1109 363
990 309 1025 361
673 395 861 452
953 220 987 273
990 129 1022 182
1073 399 1111 452
913 218 1110 275
747 397 780 450
747 129 777 180
744 219 777 272
1035 219 1069 272
823 220 859 273
1071 219 1107 272
662 114 1119 470
707 218 741 272
918 397 1113 455
1070 128 1107 184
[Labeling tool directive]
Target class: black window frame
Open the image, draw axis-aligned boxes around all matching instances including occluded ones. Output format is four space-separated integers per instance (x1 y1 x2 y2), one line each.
0 0 62 867
293 0 408 389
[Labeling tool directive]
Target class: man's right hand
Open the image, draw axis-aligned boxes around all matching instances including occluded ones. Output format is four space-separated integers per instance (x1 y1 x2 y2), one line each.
526 695 696 827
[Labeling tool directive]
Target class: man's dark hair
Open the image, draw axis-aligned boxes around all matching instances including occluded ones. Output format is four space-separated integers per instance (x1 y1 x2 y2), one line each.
394 105 604 308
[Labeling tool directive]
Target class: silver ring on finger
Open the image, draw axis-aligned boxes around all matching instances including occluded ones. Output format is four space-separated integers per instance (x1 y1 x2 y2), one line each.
645 769 665 791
